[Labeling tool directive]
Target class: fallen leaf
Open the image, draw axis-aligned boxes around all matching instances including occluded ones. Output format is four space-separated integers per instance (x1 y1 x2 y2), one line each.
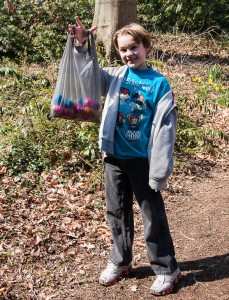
97 225 109 233
36 234 43 245
80 242 95 249
130 285 138 292
135 241 145 247
50 181 58 186
47 196 59 202
63 217 72 224
0 287 7 295
0 167 7 174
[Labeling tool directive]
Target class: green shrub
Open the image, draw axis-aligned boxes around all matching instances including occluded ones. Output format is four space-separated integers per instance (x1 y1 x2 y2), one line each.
137 0 229 33
0 0 94 63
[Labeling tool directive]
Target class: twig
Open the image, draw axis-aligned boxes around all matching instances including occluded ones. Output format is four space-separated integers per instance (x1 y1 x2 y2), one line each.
180 231 195 241
5 0 17 15
192 276 206 291
141 284 150 289
74 277 96 285
77 153 94 168
65 233 79 239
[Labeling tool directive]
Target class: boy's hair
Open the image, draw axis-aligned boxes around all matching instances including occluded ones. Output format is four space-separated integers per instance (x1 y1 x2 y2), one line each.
113 23 151 51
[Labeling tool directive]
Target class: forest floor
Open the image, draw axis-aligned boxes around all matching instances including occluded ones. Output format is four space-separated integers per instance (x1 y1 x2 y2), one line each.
0 33 229 299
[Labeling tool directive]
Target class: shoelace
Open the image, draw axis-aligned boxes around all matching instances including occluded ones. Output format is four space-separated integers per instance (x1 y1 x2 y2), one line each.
156 274 173 284
105 262 118 272
156 275 166 283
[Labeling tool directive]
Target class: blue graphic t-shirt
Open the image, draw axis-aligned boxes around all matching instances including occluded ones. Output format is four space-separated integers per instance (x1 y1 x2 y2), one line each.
114 66 171 159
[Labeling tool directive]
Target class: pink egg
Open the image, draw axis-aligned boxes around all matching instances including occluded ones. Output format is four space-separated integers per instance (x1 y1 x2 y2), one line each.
83 98 95 108
53 105 63 116
75 103 84 112
60 107 74 118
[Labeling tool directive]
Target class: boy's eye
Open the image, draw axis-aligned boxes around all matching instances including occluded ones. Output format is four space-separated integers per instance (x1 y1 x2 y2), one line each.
120 46 137 52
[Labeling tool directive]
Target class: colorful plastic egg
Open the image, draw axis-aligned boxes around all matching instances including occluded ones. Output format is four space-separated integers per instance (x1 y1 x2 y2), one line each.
52 104 63 116
83 98 95 108
84 106 94 113
75 103 84 112
64 108 75 118
62 99 74 108
78 98 83 105
82 106 95 120
53 94 62 105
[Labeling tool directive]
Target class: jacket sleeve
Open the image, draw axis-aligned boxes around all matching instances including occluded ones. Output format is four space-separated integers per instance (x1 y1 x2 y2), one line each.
148 106 178 190
100 68 115 97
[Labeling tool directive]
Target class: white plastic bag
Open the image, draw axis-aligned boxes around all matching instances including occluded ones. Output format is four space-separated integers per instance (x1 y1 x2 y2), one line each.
51 33 101 122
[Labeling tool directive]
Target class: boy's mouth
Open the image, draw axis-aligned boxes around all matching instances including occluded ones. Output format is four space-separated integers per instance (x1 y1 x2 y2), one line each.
127 58 136 64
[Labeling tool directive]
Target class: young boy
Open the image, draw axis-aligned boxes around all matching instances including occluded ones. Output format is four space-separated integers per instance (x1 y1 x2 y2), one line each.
69 17 181 296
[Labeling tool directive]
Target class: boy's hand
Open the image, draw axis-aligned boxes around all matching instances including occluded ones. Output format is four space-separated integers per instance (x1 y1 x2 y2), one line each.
69 16 97 45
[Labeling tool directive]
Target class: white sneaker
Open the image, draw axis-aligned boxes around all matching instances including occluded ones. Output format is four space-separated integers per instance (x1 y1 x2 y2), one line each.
150 268 182 295
99 260 133 286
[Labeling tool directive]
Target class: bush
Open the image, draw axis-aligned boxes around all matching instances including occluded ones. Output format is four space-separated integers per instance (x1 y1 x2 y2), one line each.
137 0 229 33
0 0 94 63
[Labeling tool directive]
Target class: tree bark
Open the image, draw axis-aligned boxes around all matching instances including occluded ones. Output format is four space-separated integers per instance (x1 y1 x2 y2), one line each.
92 0 137 63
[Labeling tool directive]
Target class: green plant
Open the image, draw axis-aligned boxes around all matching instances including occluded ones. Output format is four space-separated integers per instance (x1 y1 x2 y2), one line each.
208 65 223 82
137 0 229 33
1 135 48 174
0 0 94 63
147 59 164 69
192 66 229 108
176 64 228 156
176 119 226 155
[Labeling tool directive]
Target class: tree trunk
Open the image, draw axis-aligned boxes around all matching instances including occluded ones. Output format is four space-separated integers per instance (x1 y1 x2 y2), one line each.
92 0 137 63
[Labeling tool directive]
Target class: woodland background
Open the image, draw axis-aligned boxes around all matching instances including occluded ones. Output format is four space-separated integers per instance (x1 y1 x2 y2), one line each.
0 1 229 299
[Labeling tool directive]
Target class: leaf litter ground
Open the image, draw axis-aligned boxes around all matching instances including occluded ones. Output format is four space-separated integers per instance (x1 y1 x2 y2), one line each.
0 34 229 300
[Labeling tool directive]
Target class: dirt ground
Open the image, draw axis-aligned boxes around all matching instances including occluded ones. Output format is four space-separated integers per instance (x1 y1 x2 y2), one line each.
59 162 229 300
1 156 229 300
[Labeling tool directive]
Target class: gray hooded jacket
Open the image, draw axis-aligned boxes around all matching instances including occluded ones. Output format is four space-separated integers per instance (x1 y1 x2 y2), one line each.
98 65 178 190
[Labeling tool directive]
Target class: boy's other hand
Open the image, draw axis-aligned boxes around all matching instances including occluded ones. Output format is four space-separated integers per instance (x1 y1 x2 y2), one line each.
69 16 97 45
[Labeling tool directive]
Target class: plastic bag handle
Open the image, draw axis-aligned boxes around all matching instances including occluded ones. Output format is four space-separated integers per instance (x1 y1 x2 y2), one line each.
87 33 96 57
70 27 95 57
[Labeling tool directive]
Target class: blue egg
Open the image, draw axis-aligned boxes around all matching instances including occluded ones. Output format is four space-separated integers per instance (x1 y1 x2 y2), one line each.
78 98 83 105
53 94 62 105
62 98 74 108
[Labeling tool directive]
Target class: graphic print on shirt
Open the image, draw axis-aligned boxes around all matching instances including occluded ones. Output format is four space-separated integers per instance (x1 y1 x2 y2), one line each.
120 87 130 100
131 91 146 112
127 113 143 128
117 111 125 126
118 90 143 133
117 83 148 139
114 67 171 159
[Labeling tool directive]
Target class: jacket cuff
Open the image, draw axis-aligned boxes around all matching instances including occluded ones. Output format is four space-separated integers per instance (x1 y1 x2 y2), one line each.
149 178 167 190
74 43 88 54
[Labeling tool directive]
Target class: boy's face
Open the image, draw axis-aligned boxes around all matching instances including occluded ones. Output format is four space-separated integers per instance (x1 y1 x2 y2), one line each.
117 34 149 70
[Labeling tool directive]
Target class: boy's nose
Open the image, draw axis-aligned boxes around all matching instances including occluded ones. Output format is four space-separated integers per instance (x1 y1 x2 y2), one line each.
126 49 133 56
